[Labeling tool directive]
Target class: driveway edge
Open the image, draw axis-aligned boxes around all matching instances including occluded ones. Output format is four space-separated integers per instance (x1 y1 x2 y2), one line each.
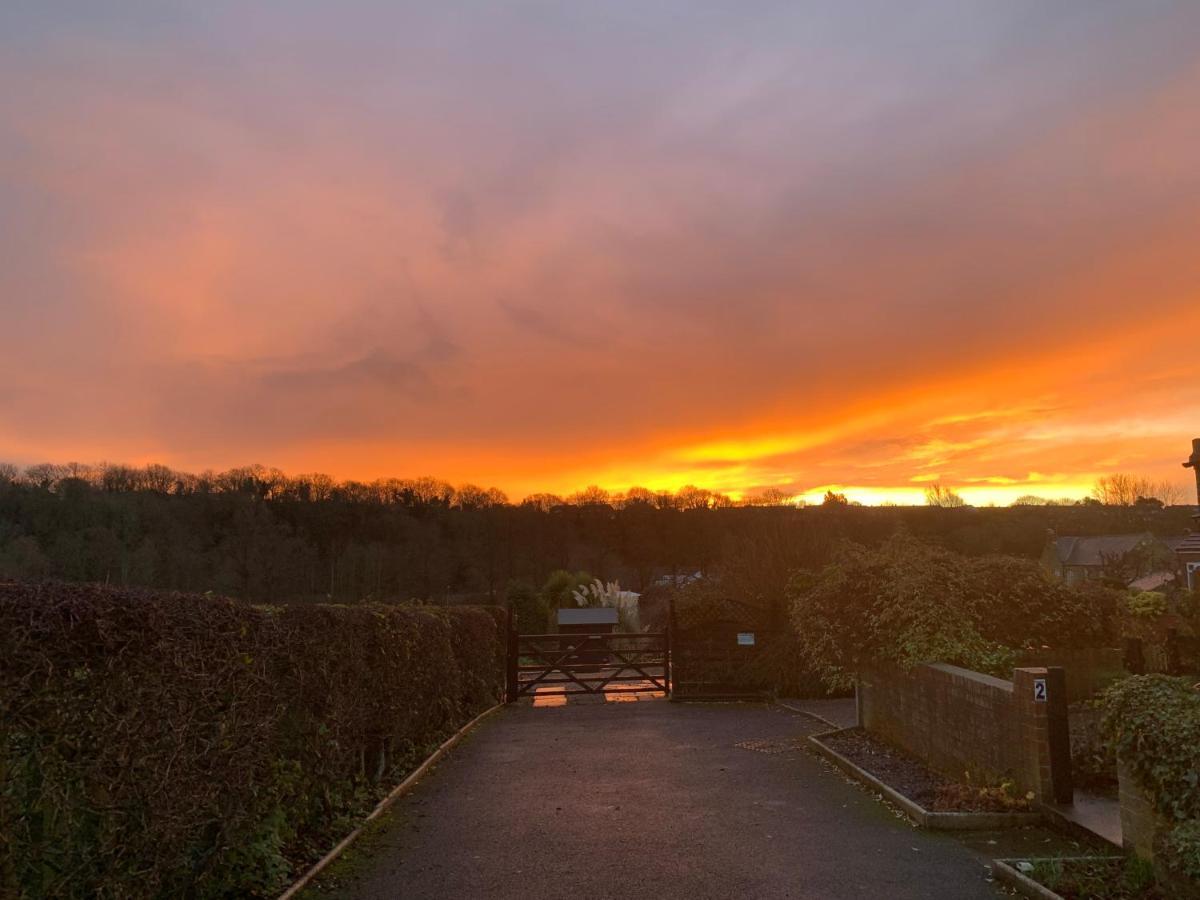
277 701 505 900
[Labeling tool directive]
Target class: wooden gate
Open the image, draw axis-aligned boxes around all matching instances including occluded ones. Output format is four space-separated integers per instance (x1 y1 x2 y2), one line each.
505 628 670 701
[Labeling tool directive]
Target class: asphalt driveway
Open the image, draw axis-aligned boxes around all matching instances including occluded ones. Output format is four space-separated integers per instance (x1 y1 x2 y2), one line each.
304 699 1004 900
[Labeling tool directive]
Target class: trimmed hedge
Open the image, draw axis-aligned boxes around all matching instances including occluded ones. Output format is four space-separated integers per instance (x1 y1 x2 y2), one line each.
0 582 504 898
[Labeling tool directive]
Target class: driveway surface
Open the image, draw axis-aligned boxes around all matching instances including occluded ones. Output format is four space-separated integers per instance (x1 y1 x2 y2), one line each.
306 699 1004 899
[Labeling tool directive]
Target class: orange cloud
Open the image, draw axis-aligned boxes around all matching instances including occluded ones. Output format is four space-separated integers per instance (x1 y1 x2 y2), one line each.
1 3 1198 503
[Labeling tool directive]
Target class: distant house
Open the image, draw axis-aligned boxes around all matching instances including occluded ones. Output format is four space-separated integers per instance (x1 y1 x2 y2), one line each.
1042 532 1181 589
1176 527 1200 591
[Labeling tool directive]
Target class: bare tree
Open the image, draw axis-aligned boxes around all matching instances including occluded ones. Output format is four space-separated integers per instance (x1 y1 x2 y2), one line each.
746 486 793 507
23 463 66 489
924 482 966 508
1153 480 1187 507
621 486 656 508
569 485 611 507
521 493 564 512
1092 473 1186 506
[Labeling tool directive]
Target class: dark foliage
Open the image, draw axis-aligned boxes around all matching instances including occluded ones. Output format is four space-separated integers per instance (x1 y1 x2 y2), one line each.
1102 676 1200 884
0 467 1192 605
788 534 1125 688
669 578 832 697
0 582 503 898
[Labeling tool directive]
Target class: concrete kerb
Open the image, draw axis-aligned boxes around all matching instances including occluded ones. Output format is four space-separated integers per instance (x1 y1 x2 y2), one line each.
276 701 505 900
992 857 1125 900
807 728 1044 831
775 700 844 730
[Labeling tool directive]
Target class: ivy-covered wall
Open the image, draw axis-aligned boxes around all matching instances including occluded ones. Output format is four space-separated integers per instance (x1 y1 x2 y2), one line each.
1104 675 1200 891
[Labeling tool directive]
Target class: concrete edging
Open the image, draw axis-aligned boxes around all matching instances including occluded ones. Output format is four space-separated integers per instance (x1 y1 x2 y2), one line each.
992 857 1126 900
276 701 505 900
775 700 844 730
807 728 1044 831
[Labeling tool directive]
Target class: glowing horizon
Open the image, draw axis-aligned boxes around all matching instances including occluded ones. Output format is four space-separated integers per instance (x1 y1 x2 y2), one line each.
1 2 1198 505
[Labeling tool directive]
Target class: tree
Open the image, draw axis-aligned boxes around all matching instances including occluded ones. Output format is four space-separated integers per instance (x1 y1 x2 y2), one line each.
746 487 793 507
1092 473 1184 507
539 570 594 611
675 485 714 510
521 493 563 512
622 486 656 508
568 485 610 507
924 483 966 508
821 490 849 507
505 579 549 632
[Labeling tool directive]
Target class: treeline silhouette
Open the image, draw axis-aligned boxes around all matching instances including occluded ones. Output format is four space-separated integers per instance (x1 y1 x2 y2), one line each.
0 461 1193 604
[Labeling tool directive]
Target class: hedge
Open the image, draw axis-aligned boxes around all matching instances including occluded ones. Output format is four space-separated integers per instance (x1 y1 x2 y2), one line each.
1102 675 1200 884
0 582 505 898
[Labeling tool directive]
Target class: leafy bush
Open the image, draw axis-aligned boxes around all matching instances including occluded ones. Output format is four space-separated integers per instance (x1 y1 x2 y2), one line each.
505 579 549 633
1127 591 1169 618
1102 675 1200 888
1159 820 1200 885
1102 675 1200 822
788 534 1119 689
0 582 503 899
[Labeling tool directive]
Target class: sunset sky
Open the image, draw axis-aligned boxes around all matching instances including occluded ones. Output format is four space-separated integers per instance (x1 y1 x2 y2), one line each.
2 2 1198 504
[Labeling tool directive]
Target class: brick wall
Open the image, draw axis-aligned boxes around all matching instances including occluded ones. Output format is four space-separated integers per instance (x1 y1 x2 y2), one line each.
1016 648 1125 703
858 662 1064 803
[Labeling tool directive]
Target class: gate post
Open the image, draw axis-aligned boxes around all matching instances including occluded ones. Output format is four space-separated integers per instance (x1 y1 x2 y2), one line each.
1123 637 1145 675
664 620 672 698
1166 628 1181 675
1046 666 1073 804
667 596 678 700
505 607 519 704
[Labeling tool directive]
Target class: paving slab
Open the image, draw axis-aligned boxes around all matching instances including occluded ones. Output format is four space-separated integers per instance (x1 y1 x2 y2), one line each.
302 700 1006 900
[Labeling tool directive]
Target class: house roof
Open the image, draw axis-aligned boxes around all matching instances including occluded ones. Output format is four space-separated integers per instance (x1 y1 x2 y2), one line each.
1129 571 1177 592
557 607 619 625
1053 533 1156 567
1175 532 1200 558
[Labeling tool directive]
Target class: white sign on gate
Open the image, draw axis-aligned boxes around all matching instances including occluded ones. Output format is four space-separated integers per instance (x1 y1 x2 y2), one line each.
737 632 755 646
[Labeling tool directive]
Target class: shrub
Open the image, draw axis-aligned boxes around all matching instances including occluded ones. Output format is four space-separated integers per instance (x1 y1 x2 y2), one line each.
505 579 548 633
1127 591 1169 618
1159 820 1200 885
788 535 1119 689
1102 675 1200 888
1102 675 1200 822
0 582 503 899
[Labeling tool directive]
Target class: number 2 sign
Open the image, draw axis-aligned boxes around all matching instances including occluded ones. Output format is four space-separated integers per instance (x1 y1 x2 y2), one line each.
1033 678 1047 702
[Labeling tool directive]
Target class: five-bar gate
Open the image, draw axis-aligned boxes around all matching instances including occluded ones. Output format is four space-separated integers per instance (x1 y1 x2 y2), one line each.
506 627 670 701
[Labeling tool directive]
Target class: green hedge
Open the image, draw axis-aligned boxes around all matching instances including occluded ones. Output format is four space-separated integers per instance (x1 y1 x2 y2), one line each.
788 535 1120 689
0 582 504 898
1102 675 1200 883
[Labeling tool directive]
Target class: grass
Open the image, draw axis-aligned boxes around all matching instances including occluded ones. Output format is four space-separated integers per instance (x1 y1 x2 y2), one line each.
1024 856 1167 899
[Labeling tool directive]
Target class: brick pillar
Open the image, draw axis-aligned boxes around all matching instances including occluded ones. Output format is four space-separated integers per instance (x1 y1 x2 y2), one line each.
1012 667 1055 803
